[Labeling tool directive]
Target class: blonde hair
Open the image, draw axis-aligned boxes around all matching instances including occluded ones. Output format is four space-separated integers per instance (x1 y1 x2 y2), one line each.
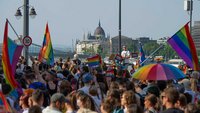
190 78 198 92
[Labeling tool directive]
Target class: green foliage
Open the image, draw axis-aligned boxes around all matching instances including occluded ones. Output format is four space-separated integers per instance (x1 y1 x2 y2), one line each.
143 42 160 55
142 42 177 61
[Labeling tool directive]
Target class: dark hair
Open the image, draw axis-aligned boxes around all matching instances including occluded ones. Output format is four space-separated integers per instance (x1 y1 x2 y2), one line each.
28 105 42 113
2 83 12 95
164 87 179 105
24 73 36 80
145 94 157 106
178 93 187 107
59 80 72 96
185 103 200 113
122 90 137 105
82 66 89 73
184 92 192 104
31 89 44 103
101 99 114 113
127 104 143 113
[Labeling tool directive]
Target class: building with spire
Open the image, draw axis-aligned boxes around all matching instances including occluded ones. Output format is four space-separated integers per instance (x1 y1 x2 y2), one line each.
75 21 110 55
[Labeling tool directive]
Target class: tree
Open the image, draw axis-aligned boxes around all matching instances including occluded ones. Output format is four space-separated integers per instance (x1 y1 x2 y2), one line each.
143 42 160 56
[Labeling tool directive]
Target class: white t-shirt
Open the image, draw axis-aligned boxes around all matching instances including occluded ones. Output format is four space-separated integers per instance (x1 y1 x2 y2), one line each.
42 106 62 113
121 50 130 63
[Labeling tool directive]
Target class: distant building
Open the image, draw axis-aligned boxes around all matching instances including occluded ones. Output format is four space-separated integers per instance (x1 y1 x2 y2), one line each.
192 21 200 51
110 36 156 54
111 35 132 53
75 21 110 55
157 37 168 45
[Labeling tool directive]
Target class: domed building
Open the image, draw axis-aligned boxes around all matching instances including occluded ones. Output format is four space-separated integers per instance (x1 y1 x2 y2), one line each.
87 21 106 40
94 21 105 39
75 21 110 55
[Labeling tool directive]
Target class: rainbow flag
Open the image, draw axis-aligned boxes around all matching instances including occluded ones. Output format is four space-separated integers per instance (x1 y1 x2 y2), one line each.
106 69 114 76
0 92 12 113
2 20 23 99
87 55 100 67
38 23 54 66
167 22 199 70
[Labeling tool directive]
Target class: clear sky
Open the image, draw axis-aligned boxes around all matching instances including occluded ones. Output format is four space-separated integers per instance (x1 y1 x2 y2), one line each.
0 0 200 48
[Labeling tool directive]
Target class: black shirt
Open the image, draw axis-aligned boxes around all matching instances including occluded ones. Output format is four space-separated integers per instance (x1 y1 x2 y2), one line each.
161 108 184 113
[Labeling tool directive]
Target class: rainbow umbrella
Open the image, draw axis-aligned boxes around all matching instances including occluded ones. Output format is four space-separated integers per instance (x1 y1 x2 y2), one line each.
132 63 186 80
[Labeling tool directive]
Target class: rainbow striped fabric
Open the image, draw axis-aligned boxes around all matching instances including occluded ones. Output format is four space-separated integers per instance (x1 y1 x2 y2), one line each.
0 92 12 113
1 20 23 111
87 55 101 67
38 23 54 66
2 19 23 94
167 23 199 70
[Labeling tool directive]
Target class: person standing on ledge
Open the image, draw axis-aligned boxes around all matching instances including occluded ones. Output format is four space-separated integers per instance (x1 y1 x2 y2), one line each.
121 45 130 66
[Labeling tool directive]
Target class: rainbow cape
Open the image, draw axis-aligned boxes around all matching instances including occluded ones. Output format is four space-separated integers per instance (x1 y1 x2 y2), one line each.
87 54 101 67
167 22 199 70
2 20 23 98
38 23 54 66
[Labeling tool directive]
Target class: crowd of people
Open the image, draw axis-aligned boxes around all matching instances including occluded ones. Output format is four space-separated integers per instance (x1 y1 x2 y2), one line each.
0 53 200 113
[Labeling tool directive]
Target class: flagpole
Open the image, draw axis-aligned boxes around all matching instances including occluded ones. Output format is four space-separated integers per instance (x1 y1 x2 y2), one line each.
140 44 164 66
189 0 193 33
118 0 122 55
7 20 22 44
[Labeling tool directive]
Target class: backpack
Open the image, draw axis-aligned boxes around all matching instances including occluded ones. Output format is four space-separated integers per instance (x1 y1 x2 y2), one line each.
135 92 145 108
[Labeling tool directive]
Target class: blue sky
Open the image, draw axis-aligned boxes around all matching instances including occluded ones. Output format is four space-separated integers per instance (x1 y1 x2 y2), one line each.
0 0 200 47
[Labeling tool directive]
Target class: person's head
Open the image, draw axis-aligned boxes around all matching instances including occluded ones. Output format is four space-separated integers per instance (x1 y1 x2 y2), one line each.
2 83 12 95
65 91 78 111
109 81 119 90
50 93 66 111
126 104 143 113
46 70 57 81
144 94 157 109
184 103 200 113
175 93 187 110
191 71 199 79
28 105 42 113
59 80 72 96
162 87 180 107
65 97 72 110
106 89 121 107
184 92 193 104
190 78 198 92
81 66 89 73
24 73 36 84
100 99 114 113
19 89 35 109
121 90 137 107
76 91 95 111
147 86 160 97
31 89 44 106
123 46 127 50
89 85 98 96
82 73 93 85
118 81 127 93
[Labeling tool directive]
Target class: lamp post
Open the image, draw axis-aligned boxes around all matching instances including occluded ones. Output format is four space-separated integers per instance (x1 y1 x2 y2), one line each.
15 0 36 65
189 0 193 33
119 0 122 55
184 0 193 32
